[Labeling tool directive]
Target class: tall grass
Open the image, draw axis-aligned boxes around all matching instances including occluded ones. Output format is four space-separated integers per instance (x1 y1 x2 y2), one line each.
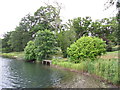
52 58 119 84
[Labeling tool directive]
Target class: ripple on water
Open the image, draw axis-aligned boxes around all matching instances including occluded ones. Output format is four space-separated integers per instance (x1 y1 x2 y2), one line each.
0 57 115 88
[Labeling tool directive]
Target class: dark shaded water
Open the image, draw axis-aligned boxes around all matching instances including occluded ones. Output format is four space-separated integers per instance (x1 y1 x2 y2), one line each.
0 57 113 88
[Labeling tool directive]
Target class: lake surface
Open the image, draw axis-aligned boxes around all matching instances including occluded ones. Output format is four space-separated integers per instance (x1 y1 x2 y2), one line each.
0 57 114 88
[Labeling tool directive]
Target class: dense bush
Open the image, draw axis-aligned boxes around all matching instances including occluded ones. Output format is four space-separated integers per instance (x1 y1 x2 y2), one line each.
67 36 106 63
34 29 57 61
24 41 36 61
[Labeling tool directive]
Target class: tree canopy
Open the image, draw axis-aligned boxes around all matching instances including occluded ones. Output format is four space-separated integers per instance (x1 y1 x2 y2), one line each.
1 3 118 60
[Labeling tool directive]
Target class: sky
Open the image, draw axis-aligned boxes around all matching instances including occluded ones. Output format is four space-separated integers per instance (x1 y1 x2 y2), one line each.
0 0 117 38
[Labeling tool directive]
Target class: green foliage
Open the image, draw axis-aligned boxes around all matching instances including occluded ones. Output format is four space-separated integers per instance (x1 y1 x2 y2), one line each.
34 4 62 32
8 30 22 51
67 17 118 52
69 17 92 39
24 41 36 61
0 38 2 52
90 17 118 51
34 29 57 61
2 32 13 53
30 24 47 36
93 59 119 84
57 30 76 57
67 36 106 62
8 27 31 52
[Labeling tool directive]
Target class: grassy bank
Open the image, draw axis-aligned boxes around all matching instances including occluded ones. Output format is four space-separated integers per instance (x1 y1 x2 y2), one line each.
52 51 120 85
0 52 25 60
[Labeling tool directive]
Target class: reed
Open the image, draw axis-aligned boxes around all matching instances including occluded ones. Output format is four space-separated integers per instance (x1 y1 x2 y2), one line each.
52 58 119 84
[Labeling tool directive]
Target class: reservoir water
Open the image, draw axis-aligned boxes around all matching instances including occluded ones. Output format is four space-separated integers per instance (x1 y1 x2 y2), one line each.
0 57 114 88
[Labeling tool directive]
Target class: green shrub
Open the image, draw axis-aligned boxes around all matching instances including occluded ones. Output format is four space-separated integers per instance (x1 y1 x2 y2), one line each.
24 41 36 61
67 36 106 63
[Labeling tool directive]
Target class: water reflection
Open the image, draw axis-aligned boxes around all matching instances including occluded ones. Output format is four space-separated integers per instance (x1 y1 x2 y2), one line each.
0 57 76 88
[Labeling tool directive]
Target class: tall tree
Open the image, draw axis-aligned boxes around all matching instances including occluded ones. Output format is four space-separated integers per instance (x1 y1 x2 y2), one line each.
57 29 76 57
33 4 62 33
90 17 118 51
19 14 36 39
69 17 92 40
116 0 120 45
90 17 117 41
2 32 13 53
105 0 120 45
8 29 23 52
8 26 31 52
19 14 35 32
34 30 57 61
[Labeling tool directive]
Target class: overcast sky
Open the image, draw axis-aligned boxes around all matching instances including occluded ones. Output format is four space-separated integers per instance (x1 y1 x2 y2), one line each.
0 0 117 38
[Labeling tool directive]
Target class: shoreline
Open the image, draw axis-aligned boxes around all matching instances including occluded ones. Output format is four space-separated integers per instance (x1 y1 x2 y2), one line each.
0 52 119 88
0 52 25 60
50 64 120 88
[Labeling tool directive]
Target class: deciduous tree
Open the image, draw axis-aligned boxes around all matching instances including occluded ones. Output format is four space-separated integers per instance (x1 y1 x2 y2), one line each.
34 29 57 61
